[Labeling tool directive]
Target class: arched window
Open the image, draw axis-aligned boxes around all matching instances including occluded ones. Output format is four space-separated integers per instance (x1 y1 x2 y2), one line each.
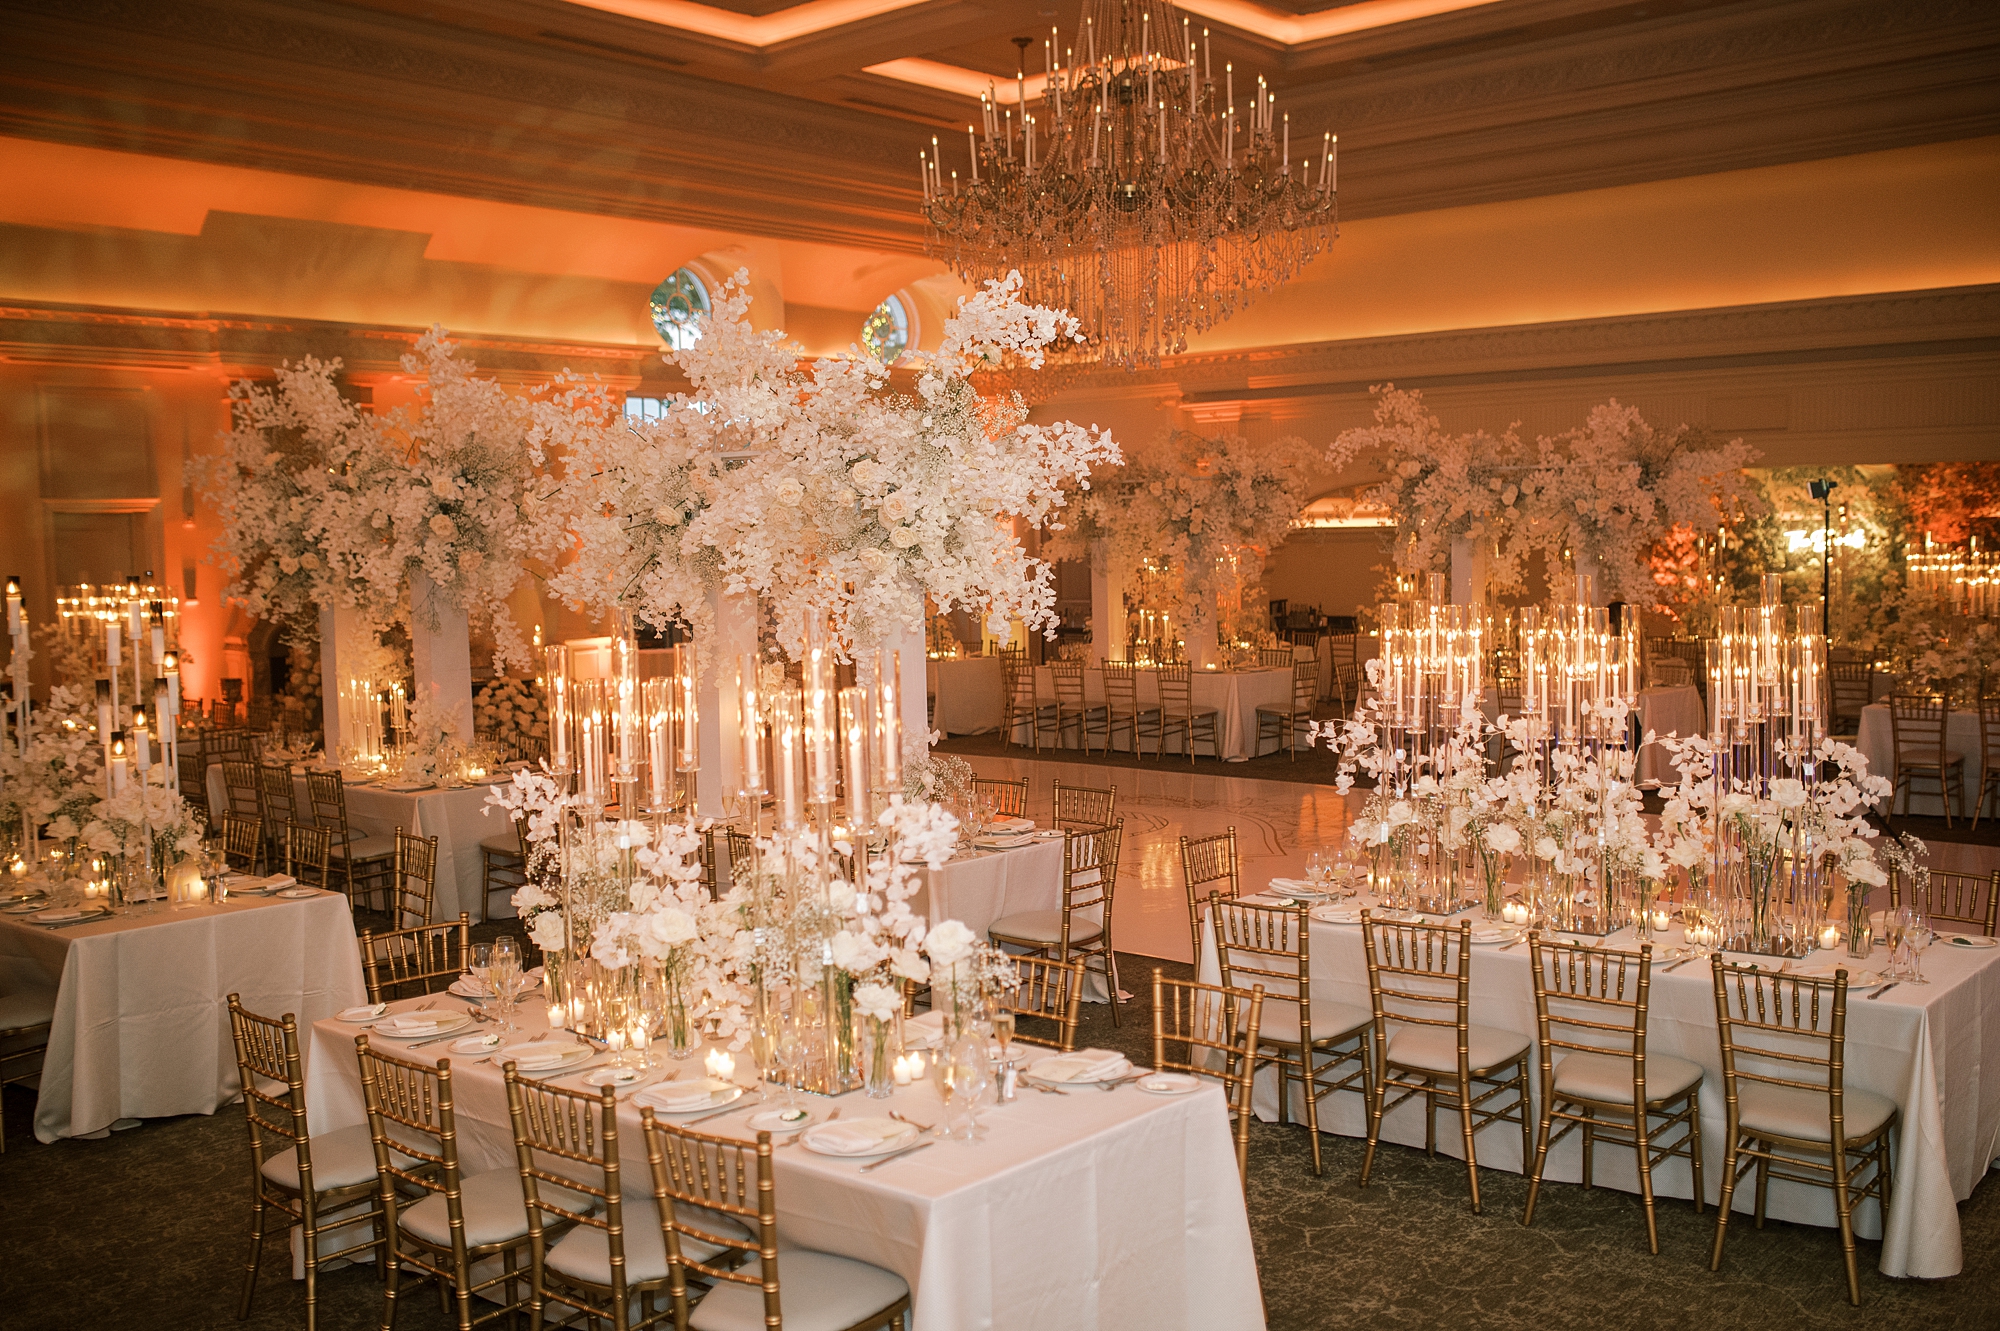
649 268 711 350
860 294 910 364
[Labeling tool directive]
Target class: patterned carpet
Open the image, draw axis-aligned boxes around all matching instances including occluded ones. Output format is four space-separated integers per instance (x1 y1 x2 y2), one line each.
5 951 1995 1330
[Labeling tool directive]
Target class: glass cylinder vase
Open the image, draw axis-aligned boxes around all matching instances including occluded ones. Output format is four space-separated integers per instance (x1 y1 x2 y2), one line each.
859 1014 896 1099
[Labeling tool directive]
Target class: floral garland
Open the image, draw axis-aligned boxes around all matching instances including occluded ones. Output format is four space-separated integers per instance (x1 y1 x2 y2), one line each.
1326 387 1761 604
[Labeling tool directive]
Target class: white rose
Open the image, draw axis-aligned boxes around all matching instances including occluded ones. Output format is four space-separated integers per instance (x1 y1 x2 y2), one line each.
529 911 567 951
889 525 920 549
654 504 683 526
878 490 912 524
850 460 885 490
834 488 857 508
645 907 698 948
1846 860 1887 888
828 928 885 974
429 513 457 539
857 547 891 574
889 947 930 985
1483 823 1521 855
278 555 299 574
854 981 899 1023
774 477 805 506
298 553 319 570
922 919 976 966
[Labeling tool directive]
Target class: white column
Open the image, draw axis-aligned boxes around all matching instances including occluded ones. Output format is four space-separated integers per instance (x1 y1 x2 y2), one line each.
883 589 930 752
410 568 474 737
1088 539 1127 665
1450 536 1488 607
1184 590 1218 671
697 589 759 820
318 601 362 752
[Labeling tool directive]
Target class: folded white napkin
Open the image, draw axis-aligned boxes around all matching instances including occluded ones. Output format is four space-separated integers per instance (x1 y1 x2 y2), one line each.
377 1013 450 1035
1311 904 1362 924
1030 1048 1129 1083
903 1011 945 1047
451 973 493 998
805 1117 911 1155
1269 878 1321 893
502 1041 589 1070
339 1003 389 1023
34 908 87 922
635 1078 730 1113
1467 923 1512 943
229 874 298 893
990 816 1034 833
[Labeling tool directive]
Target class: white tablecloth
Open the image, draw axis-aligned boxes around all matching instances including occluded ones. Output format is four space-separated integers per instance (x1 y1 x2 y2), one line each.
1636 685 1707 786
206 765 509 921
1198 897 2000 1279
1009 667 1293 761
1855 703 1985 818
0 891 366 1142
306 1000 1265 1330
926 656 1007 736
914 834 1109 1002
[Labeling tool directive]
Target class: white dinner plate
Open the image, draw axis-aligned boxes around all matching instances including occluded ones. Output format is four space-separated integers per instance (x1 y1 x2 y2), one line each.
500 1041 594 1072
1136 1073 1201 1095
1025 1054 1133 1086
338 1003 389 1024
582 1065 648 1087
638 1081 746 1114
1467 927 1515 946
1946 935 1999 949
276 887 321 899
4 900 49 914
1310 905 1364 925
32 906 108 924
375 1011 474 1040
799 1118 920 1159
746 1107 816 1134
449 1033 502 1054
1786 964 1887 990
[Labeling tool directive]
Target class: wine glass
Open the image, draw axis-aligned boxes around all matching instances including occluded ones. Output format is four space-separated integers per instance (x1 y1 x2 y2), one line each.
767 1005 801 1110
992 1003 1017 1068
1905 903 1934 985
935 1033 993 1140
469 942 494 998
1882 909 1910 981
490 937 524 1029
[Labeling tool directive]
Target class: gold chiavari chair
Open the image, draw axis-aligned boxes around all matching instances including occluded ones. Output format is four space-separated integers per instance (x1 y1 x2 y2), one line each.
1326 633 1360 714
972 775 1029 819
1147 663 1221 763
360 913 472 1004
1522 936 1704 1253
229 994 392 1331
1009 955 1086 1052
1179 827 1241 961
1709 957 1897 1306
1888 693 1965 826
1213 896 1373 1177
1254 658 1320 761
1048 659 1103 753
1051 779 1116 831
393 827 441 929
481 814 530 914
1828 662 1874 739
1099 660 1143 754
1003 655 1053 751
284 820 334 892
1259 645 1297 669
220 811 263 873
258 761 300 870
641 1113 912 1331
1358 913 1533 1213
358 1038 556 1330
177 749 210 822
307 769 397 911
505 1070 750 1329
724 828 757 894
0 983 54 1153
1974 697 2000 829
988 819 1124 1026
221 758 264 868
1887 866 1999 936
1152 969 1266 1187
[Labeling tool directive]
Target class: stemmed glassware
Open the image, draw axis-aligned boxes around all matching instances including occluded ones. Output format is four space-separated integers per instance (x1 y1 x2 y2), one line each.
1882 909 1910 981
934 1033 993 1141
762 999 800 1110
489 936 525 1031
1905 903 1934 985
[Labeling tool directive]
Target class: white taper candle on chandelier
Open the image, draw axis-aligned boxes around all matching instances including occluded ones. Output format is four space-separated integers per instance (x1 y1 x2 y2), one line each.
876 651 903 790
738 655 764 796
840 686 871 832
774 689 804 830
805 640 837 806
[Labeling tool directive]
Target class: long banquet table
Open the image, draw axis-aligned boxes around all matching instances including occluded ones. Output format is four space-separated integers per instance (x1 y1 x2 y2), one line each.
1007 665 1293 761
0 888 366 1142
1197 893 2000 1279
307 994 1266 1330
205 765 507 921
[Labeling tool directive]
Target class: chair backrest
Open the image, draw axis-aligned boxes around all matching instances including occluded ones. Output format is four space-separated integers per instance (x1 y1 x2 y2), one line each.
1005 660 1039 709
1710 956 1857 1140
305 768 353 836
1010 955 1085 1051
1888 693 1949 756
1179 828 1240 951
355 1037 467 1249
1360 914 1473 1054
220 811 262 871
1291 658 1317 709
1887 867 1999 936
1158 663 1193 713
1526 934 1655 1102
1059 820 1121 948
1050 660 1086 706
1051 780 1115 830
1326 633 1358 669
1151 969 1265 1184
285 820 332 888
177 751 209 809
504 1071 632 1311
1101 661 1138 712
1981 698 2000 772
359 913 470 1003
1213 897 1314 1041
723 829 757 892
258 762 297 826
1651 658 1694 689
226 994 320 1210
640 1113 780 1330
973 776 1029 818
1260 647 1295 669
393 827 440 929
221 758 262 820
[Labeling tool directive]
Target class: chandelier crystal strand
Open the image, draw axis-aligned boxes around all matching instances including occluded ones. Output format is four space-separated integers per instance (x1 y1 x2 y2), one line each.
920 0 1338 371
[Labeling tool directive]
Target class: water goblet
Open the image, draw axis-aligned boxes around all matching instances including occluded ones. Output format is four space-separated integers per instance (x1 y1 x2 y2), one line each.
1882 909 1910 981
1906 904 1934 985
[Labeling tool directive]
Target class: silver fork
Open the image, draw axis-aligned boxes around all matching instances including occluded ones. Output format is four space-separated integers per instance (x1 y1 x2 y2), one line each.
780 1107 838 1146
888 1109 935 1133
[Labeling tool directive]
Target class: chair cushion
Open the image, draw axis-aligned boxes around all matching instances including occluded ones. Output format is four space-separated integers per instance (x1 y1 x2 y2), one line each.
689 1249 909 1331
260 1121 420 1193
1736 1081 1896 1144
0 987 57 1033
1249 996 1373 1048
1552 1050 1704 1106
987 911 1102 946
546 1197 749 1287
1385 1022 1530 1076
479 833 524 857
398 1167 598 1250
331 833 399 862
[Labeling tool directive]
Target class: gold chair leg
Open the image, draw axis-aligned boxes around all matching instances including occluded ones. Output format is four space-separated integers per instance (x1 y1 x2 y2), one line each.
239 1185 269 1318
1633 1107 1660 1256
1457 1075 1482 1213
1710 1138 1743 1271
1689 1089 1705 1215
1301 1047 1324 1178
1753 1151 1770 1228
1522 1101 1556 1228
1832 1149 1862 1306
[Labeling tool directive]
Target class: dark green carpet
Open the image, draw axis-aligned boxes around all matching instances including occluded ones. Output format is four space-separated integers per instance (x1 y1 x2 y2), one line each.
4 952 1994 1329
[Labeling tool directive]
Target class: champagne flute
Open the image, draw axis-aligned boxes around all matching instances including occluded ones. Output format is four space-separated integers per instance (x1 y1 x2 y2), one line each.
1906 903 1934 985
491 937 523 1029
993 1004 1017 1067
1882 909 1910 981
768 1006 800 1110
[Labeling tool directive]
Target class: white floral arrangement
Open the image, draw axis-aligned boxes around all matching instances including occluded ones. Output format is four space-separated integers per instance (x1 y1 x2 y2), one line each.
396 684 470 786
473 675 548 760
1326 387 1762 604
82 783 206 871
0 684 107 845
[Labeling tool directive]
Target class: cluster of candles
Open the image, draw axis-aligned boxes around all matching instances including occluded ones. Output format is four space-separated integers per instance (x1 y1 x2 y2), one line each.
745 637 907 835
1907 533 1999 618
891 1051 929 1085
1512 600 1643 743
1375 599 1489 732
544 630 701 813
1127 608 1177 664
75 577 184 799
5 577 29 759
1704 575 1826 738
337 678 403 766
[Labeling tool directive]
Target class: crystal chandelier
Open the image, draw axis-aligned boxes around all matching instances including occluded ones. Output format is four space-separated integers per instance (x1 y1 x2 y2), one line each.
919 0 1338 371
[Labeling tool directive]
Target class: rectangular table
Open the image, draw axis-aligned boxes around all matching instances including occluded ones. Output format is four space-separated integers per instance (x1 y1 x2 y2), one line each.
1010 666 1294 761
0 889 366 1142
1197 896 2000 1279
913 833 1110 1002
927 656 1007 736
206 765 509 921
307 996 1265 1330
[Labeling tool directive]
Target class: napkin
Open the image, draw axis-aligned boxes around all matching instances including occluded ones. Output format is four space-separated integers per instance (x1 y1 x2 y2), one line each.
635 1078 730 1113
989 816 1034 833
583 1066 644 1087
1311 904 1363 924
33 908 87 922
1268 878 1322 894
804 1118 910 1155
903 1011 945 1048
1467 923 1512 943
339 1003 389 1023
1030 1048 1129 1083
450 974 493 998
377 1013 451 1036
501 1041 589 1070
228 874 298 894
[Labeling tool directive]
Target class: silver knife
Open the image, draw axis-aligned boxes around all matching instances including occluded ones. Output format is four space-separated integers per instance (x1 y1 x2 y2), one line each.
1865 982 1899 1001
859 1140 936 1173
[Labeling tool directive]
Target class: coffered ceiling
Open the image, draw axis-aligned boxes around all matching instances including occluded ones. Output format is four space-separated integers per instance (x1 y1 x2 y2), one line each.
2 0 1995 254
